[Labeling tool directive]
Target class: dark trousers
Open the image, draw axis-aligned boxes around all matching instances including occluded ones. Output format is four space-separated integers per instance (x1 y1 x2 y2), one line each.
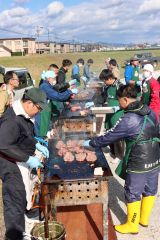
124 168 160 203
0 159 26 240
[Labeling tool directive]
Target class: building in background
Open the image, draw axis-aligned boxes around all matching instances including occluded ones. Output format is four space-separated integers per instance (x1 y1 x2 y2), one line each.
36 41 81 54
0 45 12 57
0 37 36 56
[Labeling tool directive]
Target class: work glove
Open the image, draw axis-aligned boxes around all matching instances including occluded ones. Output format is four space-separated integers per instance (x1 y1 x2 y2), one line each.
85 102 94 109
113 106 120 113
83 140 91 147
71 88 78 94
26 156 43 170
69 79 77 85
36 142 49 158
136 80 142 86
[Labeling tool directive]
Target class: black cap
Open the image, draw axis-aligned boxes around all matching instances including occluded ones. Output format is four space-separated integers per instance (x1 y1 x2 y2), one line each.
24 88 47 110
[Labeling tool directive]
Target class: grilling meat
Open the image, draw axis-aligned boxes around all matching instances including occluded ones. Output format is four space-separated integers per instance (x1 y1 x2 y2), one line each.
80 110 88 116
56 139 97 163
56 140 66 149
74 90 90 100
64 152 74 162
86 151 97 162
70 105 81 112
75 153 87 162
57 147 68 157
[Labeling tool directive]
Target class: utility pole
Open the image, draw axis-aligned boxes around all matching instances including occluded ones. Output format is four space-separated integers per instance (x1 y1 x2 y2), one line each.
36 26 43 54
36 26 40 54
46 28 50 54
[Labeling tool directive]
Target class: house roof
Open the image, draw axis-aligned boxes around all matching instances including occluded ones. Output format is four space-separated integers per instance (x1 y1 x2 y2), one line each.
0 37 36 41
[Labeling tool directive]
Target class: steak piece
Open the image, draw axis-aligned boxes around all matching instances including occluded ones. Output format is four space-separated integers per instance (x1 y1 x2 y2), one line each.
86 151 97 162
64 152 74 162
56 140 66 149
74 146 84 153
71 105 81 112
57 147 68 157
75 152 87 162
80 110 88 116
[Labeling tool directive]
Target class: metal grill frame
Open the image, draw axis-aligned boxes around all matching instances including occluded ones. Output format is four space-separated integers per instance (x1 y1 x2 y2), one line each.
42 176 109 240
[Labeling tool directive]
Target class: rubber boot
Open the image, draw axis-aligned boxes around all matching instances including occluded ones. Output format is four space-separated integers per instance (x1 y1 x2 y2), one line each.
139 196 155 227
114 201 141 234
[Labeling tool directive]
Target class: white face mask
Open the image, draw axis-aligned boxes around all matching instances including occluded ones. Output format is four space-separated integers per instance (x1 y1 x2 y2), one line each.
143 71 151 79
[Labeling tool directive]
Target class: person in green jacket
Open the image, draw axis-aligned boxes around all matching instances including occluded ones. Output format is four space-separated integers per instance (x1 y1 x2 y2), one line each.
99 69 124 159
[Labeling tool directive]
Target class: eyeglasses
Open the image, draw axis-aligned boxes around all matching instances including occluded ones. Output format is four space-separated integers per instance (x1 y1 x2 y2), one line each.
32 103 42 111
35 104 42 111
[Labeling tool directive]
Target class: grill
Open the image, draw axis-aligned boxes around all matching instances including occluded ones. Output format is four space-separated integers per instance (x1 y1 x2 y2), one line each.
42 136 111 239
45 138 110 180
70 88 95 103
58 102 96 137
40 84 113 240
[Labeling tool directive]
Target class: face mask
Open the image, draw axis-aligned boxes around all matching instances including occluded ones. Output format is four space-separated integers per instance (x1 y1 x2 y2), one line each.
49 78 56 86
143 71 151 79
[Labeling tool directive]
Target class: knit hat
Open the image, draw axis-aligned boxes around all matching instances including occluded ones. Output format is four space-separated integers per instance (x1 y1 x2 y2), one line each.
44 70 56 79
143 64 154 73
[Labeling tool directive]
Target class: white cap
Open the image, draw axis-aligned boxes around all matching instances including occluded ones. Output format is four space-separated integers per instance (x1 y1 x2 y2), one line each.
143 64 154 73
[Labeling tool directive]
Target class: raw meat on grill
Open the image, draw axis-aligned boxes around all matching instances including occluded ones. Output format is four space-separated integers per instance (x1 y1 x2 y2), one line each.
64 152 74 162
80 110 88 116
70 105 81 112
75 153 87 162
55 139 97 163
86 151 97 162
56 140 66 149
57 147 68 157
74 90 90 100
74 146 84 153
62 121 92 133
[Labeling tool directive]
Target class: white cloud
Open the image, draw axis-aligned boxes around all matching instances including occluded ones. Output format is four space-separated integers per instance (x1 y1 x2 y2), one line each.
14 0 30 3
138 0 160 14
0 0 160 43
47 1 64 17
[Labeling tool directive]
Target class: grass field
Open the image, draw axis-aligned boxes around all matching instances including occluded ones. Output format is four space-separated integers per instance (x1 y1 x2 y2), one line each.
0 49 160 84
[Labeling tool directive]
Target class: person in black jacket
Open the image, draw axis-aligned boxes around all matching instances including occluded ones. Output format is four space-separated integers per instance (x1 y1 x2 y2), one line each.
0 88 49 240
56 59 72 90
83 85 160 235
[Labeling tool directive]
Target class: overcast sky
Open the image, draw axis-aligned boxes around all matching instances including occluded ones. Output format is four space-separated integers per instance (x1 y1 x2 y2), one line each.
0 0 160 43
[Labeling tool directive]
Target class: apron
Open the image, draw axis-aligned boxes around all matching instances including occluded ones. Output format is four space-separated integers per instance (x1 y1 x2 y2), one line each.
39 102 52 137
104 85 121 129
142 82 151 105
115 115 155 180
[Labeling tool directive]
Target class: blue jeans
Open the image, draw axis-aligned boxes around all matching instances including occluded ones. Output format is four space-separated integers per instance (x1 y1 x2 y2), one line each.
124 168 160 203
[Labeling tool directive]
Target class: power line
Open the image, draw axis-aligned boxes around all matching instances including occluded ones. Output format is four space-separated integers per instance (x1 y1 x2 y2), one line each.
0 27 35 37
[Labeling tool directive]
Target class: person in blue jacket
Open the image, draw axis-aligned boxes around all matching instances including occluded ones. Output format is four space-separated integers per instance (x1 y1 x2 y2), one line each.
71 58 84 86
124 56 140 85
35 71 78 137
83 84 159 235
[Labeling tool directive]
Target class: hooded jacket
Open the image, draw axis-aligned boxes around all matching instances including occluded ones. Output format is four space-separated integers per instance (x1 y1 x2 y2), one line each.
40 80 72 102
90 101 160 173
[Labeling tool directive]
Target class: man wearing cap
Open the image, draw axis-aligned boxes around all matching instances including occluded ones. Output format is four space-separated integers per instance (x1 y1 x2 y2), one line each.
0 88 49 240
124 56 140 85
142 64 160 122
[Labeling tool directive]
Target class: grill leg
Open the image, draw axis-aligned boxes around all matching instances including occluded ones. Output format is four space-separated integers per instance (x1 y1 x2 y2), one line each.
103 203 108 240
